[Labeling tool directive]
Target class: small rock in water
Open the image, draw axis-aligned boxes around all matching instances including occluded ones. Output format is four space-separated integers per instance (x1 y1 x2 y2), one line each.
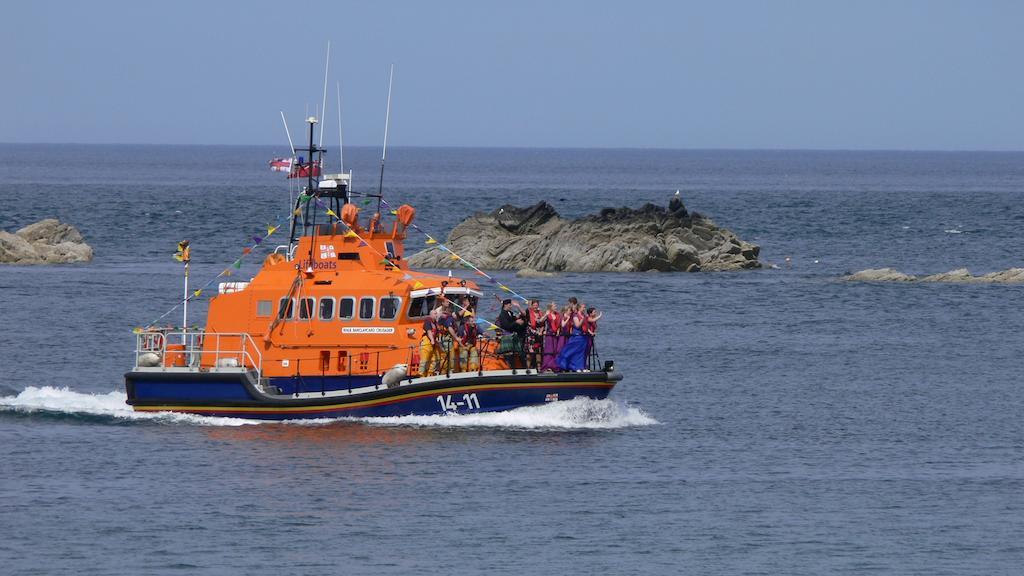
0 219 94 265
516 268 557 278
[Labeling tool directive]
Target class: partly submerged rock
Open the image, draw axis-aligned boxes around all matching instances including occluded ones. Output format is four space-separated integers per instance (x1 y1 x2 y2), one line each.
843 267 1024 284
516 268 557 278
842 268 916 282
408 200 760 273
0 219 93 265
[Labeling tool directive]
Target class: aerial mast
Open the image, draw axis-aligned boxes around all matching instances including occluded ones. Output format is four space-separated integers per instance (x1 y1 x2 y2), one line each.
377 64 394 214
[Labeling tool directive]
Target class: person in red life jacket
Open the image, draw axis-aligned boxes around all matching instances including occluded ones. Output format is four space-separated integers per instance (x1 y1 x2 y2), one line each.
540 301 563 372
582 305 602 368
457 309 480 372
419 309 440 376
524 299 547 370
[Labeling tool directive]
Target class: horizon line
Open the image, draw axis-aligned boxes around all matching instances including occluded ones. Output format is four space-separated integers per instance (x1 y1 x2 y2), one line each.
2 141 1023 154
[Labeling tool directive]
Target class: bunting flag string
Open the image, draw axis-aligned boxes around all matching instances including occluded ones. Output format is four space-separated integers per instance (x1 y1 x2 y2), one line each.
377 197 531 304
311 197 399 269
141 210 290 330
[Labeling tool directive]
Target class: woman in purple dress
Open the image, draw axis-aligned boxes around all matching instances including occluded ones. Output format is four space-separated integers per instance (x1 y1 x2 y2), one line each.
540 302 562 372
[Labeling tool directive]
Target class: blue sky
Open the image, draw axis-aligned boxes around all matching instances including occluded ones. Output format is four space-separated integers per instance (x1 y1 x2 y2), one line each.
1 0 1021 150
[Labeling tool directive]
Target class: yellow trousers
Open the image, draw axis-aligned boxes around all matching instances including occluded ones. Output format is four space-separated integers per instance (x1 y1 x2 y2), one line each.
419 337 437 376
459 345 479 372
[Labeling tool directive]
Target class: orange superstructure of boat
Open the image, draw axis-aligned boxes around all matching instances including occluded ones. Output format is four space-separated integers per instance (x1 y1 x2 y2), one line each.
125 102 621 420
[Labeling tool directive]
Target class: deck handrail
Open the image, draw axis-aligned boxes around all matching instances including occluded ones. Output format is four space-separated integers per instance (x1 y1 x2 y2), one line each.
134 330 263 380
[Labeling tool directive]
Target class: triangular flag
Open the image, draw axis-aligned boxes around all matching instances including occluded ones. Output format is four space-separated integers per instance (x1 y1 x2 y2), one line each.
413 281 424 289
475 270 487 276
390 210 398 215
132 327 143 334
402 273 412 280
326 209 337 218
252 235 263 244
499 285 511 292
344 230 358 238
193 289 202 297
425 238 437 245
293 208 302 216
487 323 498 331
242 247 252 255
232 259 242 269
267 224 279 235
358 241 367 247
221 269 232 277
450 254 460 261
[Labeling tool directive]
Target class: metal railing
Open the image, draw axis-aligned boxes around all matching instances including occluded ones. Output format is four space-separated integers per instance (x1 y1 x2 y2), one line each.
134 330 263 380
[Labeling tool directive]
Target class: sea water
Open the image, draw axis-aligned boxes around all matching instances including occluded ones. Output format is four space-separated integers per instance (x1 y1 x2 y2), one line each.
2 145 1023 574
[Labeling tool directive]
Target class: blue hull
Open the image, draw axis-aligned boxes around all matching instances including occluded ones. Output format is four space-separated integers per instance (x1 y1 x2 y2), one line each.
125 370 621 420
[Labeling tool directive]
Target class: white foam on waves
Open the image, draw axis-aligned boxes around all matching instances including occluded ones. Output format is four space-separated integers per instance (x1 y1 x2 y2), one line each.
0 386 258 426
352 397 658 430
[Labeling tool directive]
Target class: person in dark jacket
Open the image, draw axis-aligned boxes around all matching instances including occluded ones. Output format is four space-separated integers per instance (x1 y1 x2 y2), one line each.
496 299 526 368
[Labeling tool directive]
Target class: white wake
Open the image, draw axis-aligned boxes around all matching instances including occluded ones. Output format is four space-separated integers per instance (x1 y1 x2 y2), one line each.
0 386 258 426
0 386 657 430
351 397 658 430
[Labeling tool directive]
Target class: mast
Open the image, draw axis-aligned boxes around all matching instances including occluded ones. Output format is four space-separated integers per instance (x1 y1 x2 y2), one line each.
377 64 394 214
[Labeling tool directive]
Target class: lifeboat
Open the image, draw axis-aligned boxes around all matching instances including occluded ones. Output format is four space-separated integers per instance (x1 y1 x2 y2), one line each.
124 119 621 420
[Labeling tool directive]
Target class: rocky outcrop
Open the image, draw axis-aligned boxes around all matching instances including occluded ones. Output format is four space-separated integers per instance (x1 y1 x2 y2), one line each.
843 267 1024 284
0 219 93 264
408 200 760 272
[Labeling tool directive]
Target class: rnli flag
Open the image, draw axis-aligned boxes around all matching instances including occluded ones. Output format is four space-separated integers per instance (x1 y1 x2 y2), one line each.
288 159 321 179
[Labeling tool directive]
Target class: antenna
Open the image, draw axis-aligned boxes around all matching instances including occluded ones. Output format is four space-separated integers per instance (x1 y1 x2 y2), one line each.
342 80 350 171
377 63 394 199
280 111 296 156
318 41 331 149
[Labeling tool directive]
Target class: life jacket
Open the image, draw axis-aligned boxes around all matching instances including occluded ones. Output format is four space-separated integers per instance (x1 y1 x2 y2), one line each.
460 321 478 346
528 309 542 330
422 317 436 339
434 314 453 341
547 312 561 335
582 316 595 335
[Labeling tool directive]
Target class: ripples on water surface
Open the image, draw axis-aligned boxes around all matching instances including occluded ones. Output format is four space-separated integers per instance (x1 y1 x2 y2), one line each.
2 145 1024 574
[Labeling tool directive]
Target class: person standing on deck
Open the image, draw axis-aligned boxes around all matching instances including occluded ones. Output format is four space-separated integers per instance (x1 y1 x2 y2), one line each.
420 309 440 376
557 304 588 372
496 298 526 368
458 310 480 372
541 302 563 372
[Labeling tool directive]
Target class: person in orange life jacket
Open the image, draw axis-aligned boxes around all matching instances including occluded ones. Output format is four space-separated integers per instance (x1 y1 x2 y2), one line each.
457 309 480 372
540 301 563 372
525 299 547 370
496 298 526 367
419 308 441 376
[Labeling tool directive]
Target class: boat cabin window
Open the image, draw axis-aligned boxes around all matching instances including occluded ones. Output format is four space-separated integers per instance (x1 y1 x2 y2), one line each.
380 296 401 320
256 300 273 317
338 297 355 320
298 297 315 320
407 296 437 319
319 297 335 320
358 297 375 320
278 298 295 319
